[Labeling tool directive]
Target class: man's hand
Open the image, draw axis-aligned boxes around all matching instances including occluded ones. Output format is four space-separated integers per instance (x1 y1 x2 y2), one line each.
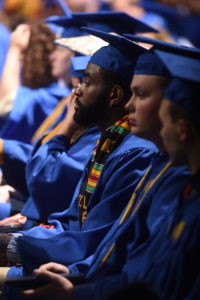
0 234 12 266
0 213 27 226
35 262 70 275
22 268 74 300
57 92 81 138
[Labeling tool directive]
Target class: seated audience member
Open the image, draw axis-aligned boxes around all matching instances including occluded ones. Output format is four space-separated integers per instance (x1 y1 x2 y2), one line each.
0 18 93 197
0 21 70 143
0 18 93 214
0 13 158 221
0 0 61 79
16 32 199 300
0 56 99 224
148 0 200 47
0 29 159 295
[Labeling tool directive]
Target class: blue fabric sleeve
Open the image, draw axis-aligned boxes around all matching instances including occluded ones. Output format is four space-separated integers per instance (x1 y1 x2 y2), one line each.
2 139 32 198
0 24 10 78
72 283 98 300
0 202 11 220
72 274 126 300
0 84 69 143
21 127 99 220
17 144 156 273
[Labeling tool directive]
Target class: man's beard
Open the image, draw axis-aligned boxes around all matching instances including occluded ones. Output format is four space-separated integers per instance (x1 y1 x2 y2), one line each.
73 92 108 126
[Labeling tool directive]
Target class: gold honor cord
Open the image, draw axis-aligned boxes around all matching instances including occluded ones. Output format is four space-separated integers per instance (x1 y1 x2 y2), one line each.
31 96 69 144
100 161 172 266
40 120 65 145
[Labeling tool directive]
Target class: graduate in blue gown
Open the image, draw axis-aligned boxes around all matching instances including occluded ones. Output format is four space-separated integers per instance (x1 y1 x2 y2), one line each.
0 21 71 143
0 10 156 203
0 84 70 144
0 56 90 195
0 30 159 290
0 11 100 144
0 10 154 221
0 20 91 198
15 34 200 300
0 56 99 223
0 19 95 219
111 69 200 300
21 57 93 222
22 125 100 224
0 112 100 224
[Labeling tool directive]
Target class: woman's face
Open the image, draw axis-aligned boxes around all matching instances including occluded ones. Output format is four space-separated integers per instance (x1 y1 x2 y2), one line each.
125 74 163 142
49 46 75 82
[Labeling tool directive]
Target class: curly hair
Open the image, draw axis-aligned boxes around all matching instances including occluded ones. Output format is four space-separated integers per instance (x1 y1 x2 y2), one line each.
22 21 56 89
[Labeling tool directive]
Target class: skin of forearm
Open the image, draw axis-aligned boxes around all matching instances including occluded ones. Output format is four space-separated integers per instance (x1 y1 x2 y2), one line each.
0 46 22 99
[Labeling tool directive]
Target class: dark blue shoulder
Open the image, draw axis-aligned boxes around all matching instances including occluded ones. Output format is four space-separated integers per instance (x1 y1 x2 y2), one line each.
111 133 158 157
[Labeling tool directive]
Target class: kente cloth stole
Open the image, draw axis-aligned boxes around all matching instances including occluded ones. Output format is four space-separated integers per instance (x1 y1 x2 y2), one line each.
78 115 130 226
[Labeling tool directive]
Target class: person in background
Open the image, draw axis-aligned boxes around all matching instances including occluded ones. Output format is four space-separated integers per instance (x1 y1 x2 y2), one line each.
0 0 66 80
64 0 106 12
0 20 71 143
152 0 200 47
0 56 100 228
108 0 198 45
0 17 81 215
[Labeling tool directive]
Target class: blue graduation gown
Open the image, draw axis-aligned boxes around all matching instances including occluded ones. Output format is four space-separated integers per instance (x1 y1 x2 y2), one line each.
184 272 200 300
0 96 68 197
68 154 188 274
0 83 70 143
0 23 10 79
1 139 32 198
0 127 100 220
21 127 100 221
183 14 200 48
133 182 200 300
14 134 157 274
71 163 194 300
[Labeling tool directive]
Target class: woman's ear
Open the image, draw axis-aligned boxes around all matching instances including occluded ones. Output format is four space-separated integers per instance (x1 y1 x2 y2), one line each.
177 119 191 142
109 85 124 108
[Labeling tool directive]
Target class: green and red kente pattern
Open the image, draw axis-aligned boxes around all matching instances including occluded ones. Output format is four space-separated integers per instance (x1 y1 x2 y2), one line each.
78 115 130 226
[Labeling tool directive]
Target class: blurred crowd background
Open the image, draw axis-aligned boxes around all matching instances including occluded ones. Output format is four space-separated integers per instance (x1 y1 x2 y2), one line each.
0 0 199 144
0 0 200 44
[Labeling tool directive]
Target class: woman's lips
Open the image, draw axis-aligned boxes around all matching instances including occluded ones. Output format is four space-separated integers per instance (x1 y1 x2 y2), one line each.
128 118 136 126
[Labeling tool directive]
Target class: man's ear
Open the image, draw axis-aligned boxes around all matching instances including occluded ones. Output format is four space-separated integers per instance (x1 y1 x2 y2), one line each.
109 85 124 108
